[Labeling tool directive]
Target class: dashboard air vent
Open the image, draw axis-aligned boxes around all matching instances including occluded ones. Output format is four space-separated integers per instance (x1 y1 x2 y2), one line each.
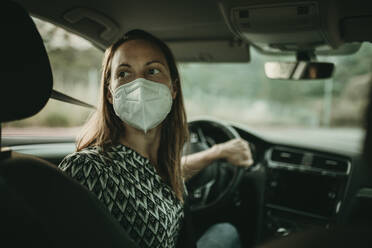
312 156 349 173
271 149 304 165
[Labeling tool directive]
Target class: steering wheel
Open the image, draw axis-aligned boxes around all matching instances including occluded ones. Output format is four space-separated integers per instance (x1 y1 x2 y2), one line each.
185 118 253 211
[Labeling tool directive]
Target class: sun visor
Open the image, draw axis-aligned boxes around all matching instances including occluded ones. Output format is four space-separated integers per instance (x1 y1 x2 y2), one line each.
167 40 250 62
340 16 372 42
63 7 120 48
228 2 331 53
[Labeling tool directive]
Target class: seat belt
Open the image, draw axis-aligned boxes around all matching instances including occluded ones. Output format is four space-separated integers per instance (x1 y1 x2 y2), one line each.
50 89 96 109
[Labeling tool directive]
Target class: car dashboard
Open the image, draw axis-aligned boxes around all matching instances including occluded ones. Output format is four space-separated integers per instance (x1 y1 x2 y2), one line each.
262 146 350 239
232 124 366 244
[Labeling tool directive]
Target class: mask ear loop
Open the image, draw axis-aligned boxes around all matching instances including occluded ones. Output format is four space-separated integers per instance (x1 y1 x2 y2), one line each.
106 81 116 105
109 87 114 98
170 78 178 99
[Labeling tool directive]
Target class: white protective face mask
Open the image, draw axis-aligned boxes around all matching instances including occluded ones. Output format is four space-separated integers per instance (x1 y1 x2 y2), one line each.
112 78 173 133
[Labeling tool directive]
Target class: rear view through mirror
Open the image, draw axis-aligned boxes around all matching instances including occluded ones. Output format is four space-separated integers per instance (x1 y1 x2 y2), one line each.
265 61 334 80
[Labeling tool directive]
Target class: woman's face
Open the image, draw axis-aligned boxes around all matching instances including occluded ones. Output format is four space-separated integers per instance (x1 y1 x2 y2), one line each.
108 39 175 102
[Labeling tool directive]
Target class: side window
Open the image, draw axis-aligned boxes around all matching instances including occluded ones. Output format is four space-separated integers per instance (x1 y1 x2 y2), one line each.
3 18 103 137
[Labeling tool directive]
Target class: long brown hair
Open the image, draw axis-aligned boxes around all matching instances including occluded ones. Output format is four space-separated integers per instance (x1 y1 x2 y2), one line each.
76 30 188 201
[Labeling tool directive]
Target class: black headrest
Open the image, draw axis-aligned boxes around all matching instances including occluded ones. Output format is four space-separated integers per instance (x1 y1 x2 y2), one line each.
0 1 52 122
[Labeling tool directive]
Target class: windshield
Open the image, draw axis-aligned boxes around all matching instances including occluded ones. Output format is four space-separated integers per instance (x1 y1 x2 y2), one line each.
180 45 371 132
3 17 371 139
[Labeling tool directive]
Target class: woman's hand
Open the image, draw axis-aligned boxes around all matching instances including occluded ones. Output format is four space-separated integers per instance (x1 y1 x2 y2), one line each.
182 138 254 180
214 138 254 167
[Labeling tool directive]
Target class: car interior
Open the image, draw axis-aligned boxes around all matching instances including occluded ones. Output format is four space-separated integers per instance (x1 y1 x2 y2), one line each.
2 0 372 247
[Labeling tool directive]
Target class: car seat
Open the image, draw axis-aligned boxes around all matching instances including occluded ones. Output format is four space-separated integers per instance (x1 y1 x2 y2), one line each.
0 1 138 247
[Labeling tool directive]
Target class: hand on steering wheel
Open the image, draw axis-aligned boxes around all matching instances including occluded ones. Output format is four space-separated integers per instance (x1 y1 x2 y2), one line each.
214 138 254 168
186 119 255 211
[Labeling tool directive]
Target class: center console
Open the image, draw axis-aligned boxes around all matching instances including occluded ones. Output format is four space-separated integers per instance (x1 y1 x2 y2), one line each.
261 146 350 241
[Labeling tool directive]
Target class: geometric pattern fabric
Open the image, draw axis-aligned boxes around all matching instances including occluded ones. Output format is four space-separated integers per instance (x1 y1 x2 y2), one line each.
59 144 184 248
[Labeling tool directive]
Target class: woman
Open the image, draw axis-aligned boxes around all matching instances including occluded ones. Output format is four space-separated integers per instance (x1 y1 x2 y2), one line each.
59 29 253 248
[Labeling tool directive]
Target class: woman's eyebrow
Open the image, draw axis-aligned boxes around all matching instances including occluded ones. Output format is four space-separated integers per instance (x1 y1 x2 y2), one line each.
118 63 131 68
146 60 165 66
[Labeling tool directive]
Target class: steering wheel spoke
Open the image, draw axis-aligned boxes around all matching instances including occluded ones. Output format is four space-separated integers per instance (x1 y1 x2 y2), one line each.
190 179 216 206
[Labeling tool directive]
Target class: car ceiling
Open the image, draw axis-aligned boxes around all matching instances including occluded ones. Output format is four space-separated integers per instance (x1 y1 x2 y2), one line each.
16 0 232 46
14 0 372 62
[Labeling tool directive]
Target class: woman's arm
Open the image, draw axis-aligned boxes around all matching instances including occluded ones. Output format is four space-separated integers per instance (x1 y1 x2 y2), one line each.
181 138 254 181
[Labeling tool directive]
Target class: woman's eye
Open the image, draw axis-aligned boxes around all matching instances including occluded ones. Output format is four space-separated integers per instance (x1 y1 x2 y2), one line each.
148 68 160 75
118 71 128 79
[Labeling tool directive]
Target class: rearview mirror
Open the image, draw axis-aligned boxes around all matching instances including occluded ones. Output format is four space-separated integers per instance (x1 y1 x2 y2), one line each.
265 61 334 80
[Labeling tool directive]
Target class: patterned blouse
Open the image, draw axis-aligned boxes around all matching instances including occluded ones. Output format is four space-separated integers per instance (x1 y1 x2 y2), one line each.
58 144 184 248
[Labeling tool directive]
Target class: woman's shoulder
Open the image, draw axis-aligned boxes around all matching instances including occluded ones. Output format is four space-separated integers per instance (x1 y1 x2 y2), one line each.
58 146 118 190
58 146 110 170
59 144 132 169
62 146 101 161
